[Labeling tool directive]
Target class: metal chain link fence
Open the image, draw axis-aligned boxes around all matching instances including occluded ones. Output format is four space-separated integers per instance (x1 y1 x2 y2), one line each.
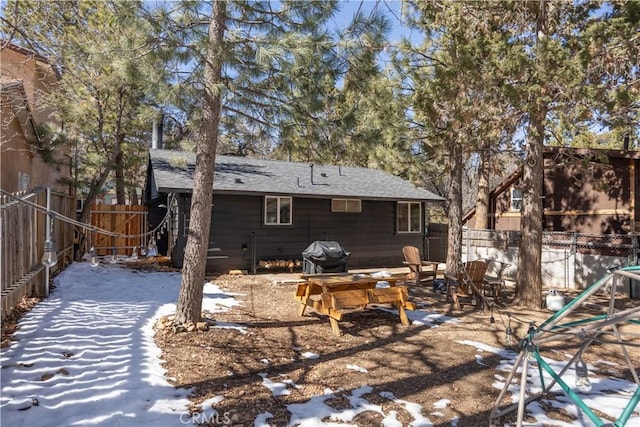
461 228 639 297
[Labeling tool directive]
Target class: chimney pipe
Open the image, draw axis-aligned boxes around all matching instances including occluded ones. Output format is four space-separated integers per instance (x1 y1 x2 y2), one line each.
152 112 164 149
310 164 314 185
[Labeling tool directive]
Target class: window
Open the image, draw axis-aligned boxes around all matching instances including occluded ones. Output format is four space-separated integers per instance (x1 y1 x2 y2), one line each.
265 196 292 225
511 188 523 211
18 172 30 192
331 198 361 212
397 201 422 233
183 213 190 237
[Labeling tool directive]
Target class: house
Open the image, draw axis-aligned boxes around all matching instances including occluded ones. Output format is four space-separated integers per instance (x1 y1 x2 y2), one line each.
146 149 444 273
1 43 76 318
1 42 69 193
463 146 640 234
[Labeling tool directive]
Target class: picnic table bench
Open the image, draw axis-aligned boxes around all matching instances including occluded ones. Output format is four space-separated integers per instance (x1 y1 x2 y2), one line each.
295 273 416 336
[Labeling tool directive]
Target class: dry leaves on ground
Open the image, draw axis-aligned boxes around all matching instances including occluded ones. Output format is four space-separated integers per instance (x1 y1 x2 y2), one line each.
154 271 640 427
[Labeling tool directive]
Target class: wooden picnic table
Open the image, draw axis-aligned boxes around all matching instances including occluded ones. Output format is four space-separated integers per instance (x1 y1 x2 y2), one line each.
294 273 417 336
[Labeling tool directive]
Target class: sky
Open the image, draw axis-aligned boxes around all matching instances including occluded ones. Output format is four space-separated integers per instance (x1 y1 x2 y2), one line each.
335 0 423 67
336 0 414 41
1 260 638 426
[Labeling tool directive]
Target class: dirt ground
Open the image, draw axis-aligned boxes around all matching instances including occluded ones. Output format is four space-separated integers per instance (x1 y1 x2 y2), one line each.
149 264 640 427
2 259 637 426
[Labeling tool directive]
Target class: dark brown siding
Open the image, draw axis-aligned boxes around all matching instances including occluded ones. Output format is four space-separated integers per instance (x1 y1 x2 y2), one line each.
170 193 191 266
477 154 636 234
201 194 425 273
543 156 631 233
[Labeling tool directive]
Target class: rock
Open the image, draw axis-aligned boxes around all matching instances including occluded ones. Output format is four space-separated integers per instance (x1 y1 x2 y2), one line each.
40 373 54 381
57 368 69 375
4 323 17 334
186 323 196 332
196 322 209 331
1 339 11 349
173 325 187 333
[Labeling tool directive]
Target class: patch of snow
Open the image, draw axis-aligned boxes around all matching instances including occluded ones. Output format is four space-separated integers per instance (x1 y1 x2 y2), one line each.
346 364 368 373
300 351 320 360
433 399 450 409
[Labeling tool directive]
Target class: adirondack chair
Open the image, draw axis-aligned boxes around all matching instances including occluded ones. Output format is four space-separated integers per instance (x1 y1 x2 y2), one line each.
402 246 438 285
446 260 489 310
482 259 511 302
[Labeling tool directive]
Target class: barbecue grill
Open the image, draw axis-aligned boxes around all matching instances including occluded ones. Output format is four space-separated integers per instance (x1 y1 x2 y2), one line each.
302 241 350 274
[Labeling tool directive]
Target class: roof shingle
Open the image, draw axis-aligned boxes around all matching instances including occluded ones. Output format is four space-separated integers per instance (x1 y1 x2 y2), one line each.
149 149 443 202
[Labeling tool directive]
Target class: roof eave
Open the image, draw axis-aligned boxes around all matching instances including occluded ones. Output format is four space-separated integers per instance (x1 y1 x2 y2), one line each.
156 187 442 202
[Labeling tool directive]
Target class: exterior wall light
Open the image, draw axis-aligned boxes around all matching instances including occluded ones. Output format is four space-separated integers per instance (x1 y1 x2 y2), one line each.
41 238 58 268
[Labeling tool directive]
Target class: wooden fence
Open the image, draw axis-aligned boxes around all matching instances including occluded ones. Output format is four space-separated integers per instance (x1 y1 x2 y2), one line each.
426 223 449 262
1 189 75 320
89 204 147 256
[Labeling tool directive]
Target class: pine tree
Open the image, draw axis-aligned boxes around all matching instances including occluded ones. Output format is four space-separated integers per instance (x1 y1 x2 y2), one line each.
146 0 371 325
400 1 518 275
173 1 226 325
1 0 162 214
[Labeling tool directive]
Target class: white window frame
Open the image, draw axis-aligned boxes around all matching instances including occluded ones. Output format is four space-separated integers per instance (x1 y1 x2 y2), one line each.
18 171 30 192
331 198 362 213
264 196 292 225
510 188 523 212
183 213 190 237
397 201 422 233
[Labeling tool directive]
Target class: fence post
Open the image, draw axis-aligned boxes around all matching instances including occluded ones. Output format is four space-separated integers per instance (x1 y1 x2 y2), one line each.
569 233 577 288
44 188 51 297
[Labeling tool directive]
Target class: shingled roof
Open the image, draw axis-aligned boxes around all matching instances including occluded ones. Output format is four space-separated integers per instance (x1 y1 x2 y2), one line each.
149 149 443 202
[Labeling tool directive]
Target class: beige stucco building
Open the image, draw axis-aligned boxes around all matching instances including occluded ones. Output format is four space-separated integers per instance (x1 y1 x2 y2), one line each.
1 43 70 194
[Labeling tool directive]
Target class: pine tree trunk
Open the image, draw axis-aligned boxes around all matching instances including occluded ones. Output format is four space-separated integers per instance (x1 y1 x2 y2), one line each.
175 1 226 325
129 188 138 205
75 147 122 260
474 141 491 229
515 1 547 309
115 149 126 204
515 104 546 309
446 138 463 275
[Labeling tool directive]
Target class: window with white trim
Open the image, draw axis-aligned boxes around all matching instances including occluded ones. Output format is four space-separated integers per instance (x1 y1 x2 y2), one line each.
183 213 190 237
18 171 30 192
510 188 523 211
265 196 292 225
331 198 361 212
397 201 422 233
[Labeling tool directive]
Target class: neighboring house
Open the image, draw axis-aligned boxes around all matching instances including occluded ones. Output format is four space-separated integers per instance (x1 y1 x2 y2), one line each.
463 146 640 234
146 149 444 273
1 42 69 193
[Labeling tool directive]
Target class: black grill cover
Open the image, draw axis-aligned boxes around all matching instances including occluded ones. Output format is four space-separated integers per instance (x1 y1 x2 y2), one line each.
302 241 350 274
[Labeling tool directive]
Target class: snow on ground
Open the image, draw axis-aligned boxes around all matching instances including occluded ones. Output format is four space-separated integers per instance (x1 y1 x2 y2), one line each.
1 262 636 427
459 340 640 426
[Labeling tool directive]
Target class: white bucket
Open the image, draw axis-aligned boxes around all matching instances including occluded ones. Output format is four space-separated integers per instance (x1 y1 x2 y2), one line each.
546 289 565 312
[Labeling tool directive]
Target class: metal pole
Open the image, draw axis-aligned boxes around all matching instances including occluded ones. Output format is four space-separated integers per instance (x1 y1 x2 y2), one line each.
251 232 256 275
44 187 51 297
516 353 529 426
0 200 3 289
